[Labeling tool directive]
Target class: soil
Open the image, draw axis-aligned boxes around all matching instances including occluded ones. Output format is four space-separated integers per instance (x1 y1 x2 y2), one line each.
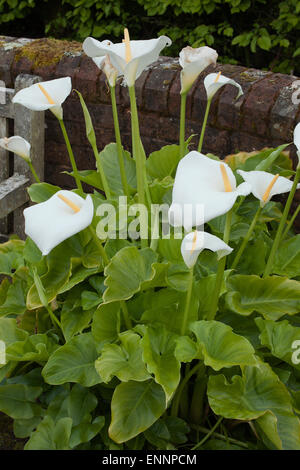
0 413 25 450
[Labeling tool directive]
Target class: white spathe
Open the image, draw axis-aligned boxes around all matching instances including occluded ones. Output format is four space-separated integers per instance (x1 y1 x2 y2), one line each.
24 190 94 256
83 36 172 87
204 73 243 101
0 136 31 162
179 46 218 94
181 230 233 269
168 151 251 230
12 77 72 120
294 122 300 167
237 169 300 205
93 54 120 87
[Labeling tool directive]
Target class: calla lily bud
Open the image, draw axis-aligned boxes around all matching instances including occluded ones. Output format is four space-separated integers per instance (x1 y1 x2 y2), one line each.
237 169 300 206
294 122 300 169
93 54 119 87
168 151 251 230
204 72 243 101
12 77 72 120
83 33 172 87
179 46 218 94
24 190 94 256
181 230 232 269
0 136 31 162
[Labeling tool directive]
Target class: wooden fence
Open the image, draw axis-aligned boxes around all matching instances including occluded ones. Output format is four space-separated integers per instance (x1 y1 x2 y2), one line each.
0 74 44 239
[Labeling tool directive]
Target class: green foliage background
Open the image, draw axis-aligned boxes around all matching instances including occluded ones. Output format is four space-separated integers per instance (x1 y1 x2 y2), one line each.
0 0 299 75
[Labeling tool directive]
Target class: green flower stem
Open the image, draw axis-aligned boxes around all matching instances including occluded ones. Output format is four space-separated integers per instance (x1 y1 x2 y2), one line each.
189 365 207 424
197 98 212 153
88 226 109 266
120 300 132 330
88 225 132 329
27 161 41 183
179 92 187 158
128 85 147 248
32 266 62 331
110 85 129 197
264 168 300 278
171 362 202 417
192 416 223 450
281 205 300 241
231 205 262 270
181 266 194 336
92 142 111 200
46 305 62 331
190 424 248 448
58 118 83 196
208 209 233 320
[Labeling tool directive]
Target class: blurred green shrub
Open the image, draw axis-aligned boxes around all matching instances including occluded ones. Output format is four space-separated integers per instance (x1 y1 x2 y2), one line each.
0 0 299 74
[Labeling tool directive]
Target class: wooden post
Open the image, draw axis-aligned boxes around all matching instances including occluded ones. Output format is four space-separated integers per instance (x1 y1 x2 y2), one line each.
13 75 45 238
0 74 44 239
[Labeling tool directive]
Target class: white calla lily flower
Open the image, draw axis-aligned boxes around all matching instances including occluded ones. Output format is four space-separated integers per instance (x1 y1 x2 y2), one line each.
179 45 218 94
83 32 171 87
294 122 300 168
12 77 72 120
181 230 233 269
204 72 243 101
237 169 300 206
169 151 251 230
0 136 31 162
24 190 94 256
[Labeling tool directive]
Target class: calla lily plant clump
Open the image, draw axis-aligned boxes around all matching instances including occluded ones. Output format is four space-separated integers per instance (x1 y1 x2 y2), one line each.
0 29 300 451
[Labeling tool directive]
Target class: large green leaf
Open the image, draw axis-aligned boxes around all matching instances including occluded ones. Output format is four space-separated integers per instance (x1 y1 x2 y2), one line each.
146 144 181 180
109 380 166 443
98 143 136 195
95 331 150 383
0 318 28 345
27 182 61 203
42 333 101 387
226 274 300 320
27 243 73 309
256 318 300 370
0 239 25 276
141 326 181 402
6 333 59 363
0 278 27 317
273 235 300 278
59 285 95 342
92 301 121 345
69 416 105 448
0 384 42 419
208 362 300 450
140 287 198 335
188 321 257 370
103 247 159 302
24 416 73 450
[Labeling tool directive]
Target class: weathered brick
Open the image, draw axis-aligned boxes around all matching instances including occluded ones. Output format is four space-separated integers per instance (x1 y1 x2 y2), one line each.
74 55 100 101
55 54 82 81
143 58 178 114
270 77 300 141
239 71 282 136
0 48 17 86
11 56 33 81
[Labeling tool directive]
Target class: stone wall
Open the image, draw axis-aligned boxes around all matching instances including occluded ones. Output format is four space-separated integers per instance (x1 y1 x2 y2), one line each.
0 36 299 221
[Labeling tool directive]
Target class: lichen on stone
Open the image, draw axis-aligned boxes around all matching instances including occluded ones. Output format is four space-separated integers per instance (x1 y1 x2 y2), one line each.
14 38 82 68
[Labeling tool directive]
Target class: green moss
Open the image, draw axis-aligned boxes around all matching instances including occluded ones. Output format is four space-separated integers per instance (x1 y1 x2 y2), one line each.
239 71 259 82
14 38 82 68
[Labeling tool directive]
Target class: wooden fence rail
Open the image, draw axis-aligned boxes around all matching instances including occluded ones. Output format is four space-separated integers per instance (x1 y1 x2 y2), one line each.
0 74 44 239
